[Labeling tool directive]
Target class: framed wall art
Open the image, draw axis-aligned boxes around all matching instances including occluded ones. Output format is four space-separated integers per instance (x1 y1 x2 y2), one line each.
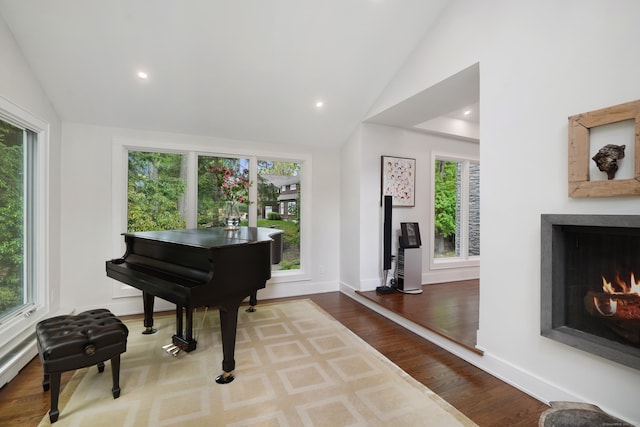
568 99 640 198
381 155 415 206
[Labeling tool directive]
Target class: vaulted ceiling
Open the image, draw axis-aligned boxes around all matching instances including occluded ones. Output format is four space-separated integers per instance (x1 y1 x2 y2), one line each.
0 0 470 148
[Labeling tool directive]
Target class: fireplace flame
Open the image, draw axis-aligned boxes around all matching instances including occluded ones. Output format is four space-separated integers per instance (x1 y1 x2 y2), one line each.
601 272 640 295
586 272 640 345
596 272 640 317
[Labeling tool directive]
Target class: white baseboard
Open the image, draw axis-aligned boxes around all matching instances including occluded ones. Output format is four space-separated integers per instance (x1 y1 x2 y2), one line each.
0 337 38 389
77 280 340 317
258 280 338 300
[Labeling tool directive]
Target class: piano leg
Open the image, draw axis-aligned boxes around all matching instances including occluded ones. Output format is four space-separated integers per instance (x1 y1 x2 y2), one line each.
246 291 258 313
215 295 245 385
142 291 157 334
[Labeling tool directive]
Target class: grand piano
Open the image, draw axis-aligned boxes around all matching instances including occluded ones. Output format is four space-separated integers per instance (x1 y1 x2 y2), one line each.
105 226 283 384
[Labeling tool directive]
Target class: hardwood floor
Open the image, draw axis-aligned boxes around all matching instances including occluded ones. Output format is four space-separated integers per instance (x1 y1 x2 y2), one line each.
358 279 480 352
0 290 549 426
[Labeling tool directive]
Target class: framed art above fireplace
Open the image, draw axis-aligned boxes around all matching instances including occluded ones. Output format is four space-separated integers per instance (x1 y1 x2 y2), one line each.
568 99 640 198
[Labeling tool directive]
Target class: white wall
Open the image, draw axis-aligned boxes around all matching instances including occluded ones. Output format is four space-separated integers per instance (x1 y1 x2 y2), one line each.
340 128 362 288
341 123 479 292
367 0 640 423
60 123 341 315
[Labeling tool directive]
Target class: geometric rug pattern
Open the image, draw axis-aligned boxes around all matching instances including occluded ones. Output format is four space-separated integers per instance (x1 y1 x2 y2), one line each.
38 299 477 426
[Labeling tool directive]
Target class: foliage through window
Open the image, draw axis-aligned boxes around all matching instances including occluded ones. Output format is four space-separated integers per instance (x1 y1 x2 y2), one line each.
0 118 37 321
127 151 187 232
433 158 480 261
197 156 250 228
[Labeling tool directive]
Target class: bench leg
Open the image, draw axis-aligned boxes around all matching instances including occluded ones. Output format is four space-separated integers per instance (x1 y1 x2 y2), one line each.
111 355 121 398
48 371 61 423
97 361 105 373
42 372 50 392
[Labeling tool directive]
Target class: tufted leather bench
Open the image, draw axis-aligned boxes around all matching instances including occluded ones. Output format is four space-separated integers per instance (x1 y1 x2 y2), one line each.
36 309 128 423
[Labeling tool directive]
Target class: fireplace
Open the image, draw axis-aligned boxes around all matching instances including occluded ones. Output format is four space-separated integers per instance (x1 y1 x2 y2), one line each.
541 214 640 370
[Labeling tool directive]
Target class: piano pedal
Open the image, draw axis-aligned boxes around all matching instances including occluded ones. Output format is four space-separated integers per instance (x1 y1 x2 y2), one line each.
162 343 182 356
163 344 181 356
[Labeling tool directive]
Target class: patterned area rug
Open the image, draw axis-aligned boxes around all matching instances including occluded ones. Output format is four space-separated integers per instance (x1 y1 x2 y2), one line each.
38 299 476 426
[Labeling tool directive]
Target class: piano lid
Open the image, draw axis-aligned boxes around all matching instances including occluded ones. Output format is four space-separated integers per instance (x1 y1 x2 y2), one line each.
123 227 282 249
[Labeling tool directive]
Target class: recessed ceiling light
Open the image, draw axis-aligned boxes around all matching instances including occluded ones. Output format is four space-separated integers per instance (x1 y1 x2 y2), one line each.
463 110 471 116
316 101 324 108
137 71 148 79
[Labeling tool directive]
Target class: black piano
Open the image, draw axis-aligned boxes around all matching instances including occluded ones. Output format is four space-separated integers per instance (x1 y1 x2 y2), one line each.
105 226 283 383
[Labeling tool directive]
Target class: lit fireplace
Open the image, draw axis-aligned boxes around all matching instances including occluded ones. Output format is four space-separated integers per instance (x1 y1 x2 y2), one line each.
541 214 640 370
585 273 640 343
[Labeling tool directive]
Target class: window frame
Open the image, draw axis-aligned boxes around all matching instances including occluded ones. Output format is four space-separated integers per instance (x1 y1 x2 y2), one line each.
288 200 297 216
0 96 50 349
430 151 480 270
111 138 311 298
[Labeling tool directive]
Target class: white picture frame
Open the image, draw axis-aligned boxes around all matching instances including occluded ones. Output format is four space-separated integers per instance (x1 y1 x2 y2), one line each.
381 155 416 207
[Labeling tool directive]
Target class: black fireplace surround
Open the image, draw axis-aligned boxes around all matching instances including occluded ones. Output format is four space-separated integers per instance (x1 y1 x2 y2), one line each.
541 214 640 370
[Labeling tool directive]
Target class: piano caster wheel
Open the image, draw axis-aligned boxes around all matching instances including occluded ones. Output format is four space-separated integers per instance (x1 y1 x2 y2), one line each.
245 306 256 313
215 372 235 384
142 327 157 335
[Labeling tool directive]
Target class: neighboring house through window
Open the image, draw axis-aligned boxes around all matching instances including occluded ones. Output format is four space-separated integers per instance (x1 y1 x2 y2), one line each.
261 174 300 222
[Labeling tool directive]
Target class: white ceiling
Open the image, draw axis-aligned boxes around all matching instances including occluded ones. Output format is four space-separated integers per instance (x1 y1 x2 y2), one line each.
0 0 470 148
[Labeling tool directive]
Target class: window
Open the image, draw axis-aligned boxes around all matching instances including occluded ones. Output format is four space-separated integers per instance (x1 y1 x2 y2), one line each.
197 156 250 228
432 156 480 266
127 151 187 232
288 201 297 216
0 97 48 350
257 160 301 270
0 119 32 320
115 142 306 285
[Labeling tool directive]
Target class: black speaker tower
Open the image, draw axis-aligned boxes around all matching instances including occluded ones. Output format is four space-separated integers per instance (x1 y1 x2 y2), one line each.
382 195 392 270
377 195 394 294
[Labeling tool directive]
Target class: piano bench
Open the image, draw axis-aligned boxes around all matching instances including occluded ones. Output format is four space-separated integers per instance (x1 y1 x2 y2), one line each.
35 309 128 423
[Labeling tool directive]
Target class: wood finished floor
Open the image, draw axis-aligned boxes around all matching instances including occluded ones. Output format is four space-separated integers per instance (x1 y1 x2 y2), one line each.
0 289 549 426
358 279 480 352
